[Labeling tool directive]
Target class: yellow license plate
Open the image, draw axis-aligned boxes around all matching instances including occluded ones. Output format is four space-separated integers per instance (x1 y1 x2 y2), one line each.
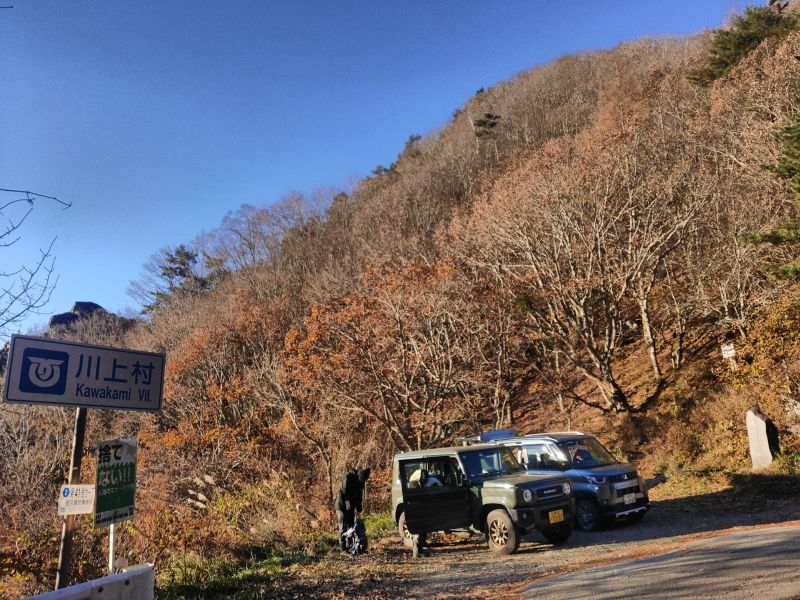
548 509 564 524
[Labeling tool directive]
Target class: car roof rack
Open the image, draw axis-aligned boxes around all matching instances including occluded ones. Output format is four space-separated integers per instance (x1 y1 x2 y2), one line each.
479 429 519 442
457 429 520 446
456 434 482 446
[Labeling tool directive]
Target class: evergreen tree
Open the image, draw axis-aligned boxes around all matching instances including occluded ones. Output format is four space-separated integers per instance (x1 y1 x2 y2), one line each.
688 6 798 87
748 121 800 278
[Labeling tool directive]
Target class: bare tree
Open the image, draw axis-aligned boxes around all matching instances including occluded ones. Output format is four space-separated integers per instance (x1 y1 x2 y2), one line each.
0 188 70 336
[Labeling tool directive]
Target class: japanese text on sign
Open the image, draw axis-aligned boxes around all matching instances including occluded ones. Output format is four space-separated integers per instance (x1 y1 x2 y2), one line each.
94 438 137 528
3 335 164 412
58 484 96 516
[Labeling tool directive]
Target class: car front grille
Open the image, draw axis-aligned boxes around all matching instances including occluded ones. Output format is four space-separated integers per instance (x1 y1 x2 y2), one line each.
615 485 641 497
537 485 564 499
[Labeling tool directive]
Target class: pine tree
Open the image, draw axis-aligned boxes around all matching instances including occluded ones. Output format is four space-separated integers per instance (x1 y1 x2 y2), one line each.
688 6 798 87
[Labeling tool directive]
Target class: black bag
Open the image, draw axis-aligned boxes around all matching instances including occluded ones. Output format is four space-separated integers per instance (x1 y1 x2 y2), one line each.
343 518 368 555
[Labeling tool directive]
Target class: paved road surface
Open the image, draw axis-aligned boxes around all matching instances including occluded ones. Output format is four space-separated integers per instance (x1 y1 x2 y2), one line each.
523 525 800 599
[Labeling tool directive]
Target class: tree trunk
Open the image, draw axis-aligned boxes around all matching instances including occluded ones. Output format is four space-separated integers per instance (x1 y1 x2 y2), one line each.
639 297 663 384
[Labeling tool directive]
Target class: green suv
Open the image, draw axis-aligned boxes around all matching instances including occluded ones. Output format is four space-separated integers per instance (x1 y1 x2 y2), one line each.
391 443 574 554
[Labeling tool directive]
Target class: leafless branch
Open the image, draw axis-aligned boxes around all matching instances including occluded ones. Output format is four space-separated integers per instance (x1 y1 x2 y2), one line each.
0 188 69 335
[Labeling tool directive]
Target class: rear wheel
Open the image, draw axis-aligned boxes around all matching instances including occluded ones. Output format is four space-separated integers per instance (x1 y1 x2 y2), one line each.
542 524 573 545
486 509 520 555
575 499 602 532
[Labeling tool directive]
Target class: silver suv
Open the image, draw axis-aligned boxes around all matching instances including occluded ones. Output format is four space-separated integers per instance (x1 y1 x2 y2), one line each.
488 431 649 531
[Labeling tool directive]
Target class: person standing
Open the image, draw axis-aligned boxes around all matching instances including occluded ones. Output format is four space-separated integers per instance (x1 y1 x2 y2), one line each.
335 467 370 550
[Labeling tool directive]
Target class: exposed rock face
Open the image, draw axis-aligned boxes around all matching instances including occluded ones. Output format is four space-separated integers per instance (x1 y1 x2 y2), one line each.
48 302 108 330
0 302 131 380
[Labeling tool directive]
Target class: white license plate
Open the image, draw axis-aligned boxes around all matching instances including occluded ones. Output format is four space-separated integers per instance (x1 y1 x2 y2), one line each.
624 493 636 505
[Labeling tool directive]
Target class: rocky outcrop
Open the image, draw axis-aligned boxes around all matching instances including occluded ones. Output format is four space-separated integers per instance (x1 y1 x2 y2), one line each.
0 303 132 380
48 302 107 330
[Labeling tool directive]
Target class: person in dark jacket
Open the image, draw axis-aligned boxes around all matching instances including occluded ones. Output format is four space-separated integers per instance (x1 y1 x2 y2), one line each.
335 467 370 550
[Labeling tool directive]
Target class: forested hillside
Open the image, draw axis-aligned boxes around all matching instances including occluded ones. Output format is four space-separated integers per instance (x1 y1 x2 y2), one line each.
4 5 800 596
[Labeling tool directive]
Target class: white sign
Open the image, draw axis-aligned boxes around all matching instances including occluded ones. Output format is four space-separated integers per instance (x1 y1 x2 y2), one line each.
721 343 736 359
58 484 96 516
2 335 164 412
94 438 137 528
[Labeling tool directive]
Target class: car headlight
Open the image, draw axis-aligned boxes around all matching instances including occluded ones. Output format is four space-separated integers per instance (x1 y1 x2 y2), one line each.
562 482 571 495
588 476 607 485
522 489 533 503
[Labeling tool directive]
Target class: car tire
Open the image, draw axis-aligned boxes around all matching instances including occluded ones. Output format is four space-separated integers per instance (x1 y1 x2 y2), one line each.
398 512 425 548
542 523 573 545
575 499 602 532
486 509 520 555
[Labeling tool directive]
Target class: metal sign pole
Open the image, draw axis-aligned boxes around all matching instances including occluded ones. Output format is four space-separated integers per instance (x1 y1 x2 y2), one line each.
55 407 88 589
108 522 116 575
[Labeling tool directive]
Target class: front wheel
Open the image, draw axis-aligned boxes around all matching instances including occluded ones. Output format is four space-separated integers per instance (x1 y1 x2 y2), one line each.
398 512 426 548
486 509 520 555
575 499 602 532
542 524 573 545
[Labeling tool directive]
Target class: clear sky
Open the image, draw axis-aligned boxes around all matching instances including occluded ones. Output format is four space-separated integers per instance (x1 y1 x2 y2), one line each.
1 0 760 336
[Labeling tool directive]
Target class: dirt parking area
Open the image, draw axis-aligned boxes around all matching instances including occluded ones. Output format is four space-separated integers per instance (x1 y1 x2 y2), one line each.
275 478 800 600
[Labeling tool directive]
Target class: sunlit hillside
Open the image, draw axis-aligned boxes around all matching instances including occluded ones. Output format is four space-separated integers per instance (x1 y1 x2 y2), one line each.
3 5 800 597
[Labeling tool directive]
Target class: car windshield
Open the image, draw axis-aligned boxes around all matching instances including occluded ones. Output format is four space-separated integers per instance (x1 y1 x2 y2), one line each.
459 447 524 477
558 437 617 468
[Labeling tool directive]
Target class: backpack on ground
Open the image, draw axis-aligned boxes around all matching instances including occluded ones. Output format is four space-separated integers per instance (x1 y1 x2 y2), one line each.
343 518 368 555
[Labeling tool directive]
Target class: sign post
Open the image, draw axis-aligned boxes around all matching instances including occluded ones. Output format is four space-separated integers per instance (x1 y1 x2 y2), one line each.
721 342 738 371
2 335 163 589
55 408 88 589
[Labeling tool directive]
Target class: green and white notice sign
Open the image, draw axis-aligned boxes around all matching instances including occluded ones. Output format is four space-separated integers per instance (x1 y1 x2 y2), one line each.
94 438 137 528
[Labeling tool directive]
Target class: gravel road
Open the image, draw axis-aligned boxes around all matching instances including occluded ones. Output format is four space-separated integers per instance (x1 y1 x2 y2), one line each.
523 525 800 599
396 493 800 599
279 483 800 599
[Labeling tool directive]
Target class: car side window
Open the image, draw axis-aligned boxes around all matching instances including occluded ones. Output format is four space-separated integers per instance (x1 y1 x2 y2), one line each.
439 456 463 487
401 456 461 489
524 444 554 469
401 460 425 489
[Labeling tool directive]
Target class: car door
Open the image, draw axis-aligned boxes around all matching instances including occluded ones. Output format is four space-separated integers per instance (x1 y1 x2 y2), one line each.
399 456 471 534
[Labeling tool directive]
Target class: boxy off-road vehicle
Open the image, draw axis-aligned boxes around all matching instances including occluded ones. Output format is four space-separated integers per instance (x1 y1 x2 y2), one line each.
391 443 574 555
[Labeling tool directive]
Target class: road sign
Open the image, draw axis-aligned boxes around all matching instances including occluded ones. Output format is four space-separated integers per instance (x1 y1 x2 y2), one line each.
94 438 136 528
58 484 96 516
2 335 164 412
721 343 736 359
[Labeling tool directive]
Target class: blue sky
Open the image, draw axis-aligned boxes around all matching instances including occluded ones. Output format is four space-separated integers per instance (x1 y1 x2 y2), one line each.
1 0 759 336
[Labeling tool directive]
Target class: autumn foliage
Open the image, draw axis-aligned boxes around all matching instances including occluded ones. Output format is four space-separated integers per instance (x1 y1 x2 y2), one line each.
5 7 800 595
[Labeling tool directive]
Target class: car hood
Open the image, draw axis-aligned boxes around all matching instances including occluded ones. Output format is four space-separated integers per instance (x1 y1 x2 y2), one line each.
567 463 637 478
481 472 568 489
